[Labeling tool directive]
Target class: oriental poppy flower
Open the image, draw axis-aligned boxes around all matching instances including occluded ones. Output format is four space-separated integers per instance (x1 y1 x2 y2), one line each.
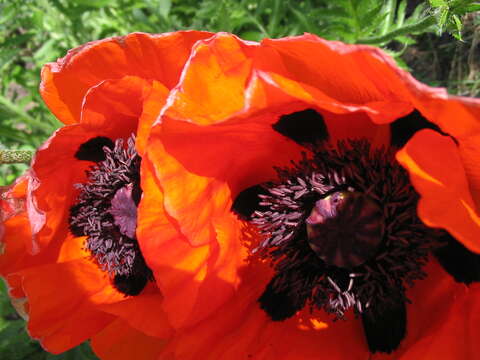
0 31 217 357
141 33 480 358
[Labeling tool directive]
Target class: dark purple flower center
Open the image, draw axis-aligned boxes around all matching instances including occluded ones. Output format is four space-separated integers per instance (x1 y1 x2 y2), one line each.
69 135 152 296
110 184 138 239
306 191 383 269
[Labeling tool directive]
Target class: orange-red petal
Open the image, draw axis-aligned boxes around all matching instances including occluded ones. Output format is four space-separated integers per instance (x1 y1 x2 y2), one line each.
397 129 480 253
19 257 122 353
80 75 152 137
394 290 476 358
91 319 169 360
135 80 169 156
97 294 172 339
137 158 246 329
164 33 257 125
40 31 213 125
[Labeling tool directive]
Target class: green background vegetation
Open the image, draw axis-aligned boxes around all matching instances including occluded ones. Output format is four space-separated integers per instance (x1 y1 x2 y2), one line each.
0 0 479 358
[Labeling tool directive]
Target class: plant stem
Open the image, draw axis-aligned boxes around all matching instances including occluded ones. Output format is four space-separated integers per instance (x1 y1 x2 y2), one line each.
0 150 33 164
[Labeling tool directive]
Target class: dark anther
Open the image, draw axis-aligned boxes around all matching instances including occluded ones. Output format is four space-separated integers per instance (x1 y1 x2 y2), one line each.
75 136 115 162
434 234 480 285
306 191 383 269
231 185 267 220
272 109 328 146
69 203 87 237
390 110 449 148
258 277 307 321
361 299 407 354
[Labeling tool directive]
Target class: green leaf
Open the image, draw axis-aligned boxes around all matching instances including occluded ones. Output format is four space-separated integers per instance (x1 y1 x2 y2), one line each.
453 14 463 31
394 35 416 45
70 0 111 9
438 8 449 29
159 0 172 18
360 2 383 24
396 0 408 27
462 4 480 12
0 48 17 71
0 125 30 143
289 6 315 34
1 33 34 48
429 0 447 7
33 39 57 63
239 30 264 41
358 16 436 45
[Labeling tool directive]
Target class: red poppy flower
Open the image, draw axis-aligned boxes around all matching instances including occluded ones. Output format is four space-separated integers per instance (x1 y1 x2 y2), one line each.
0 31 217 358
141 33 480 358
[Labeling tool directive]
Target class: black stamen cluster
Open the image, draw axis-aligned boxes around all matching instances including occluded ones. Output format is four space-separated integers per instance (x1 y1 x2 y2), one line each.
252 140 444 319
69 135 153 294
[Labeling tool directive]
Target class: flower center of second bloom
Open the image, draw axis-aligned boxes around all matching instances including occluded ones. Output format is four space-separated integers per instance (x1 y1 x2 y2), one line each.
231 112 450 354
69 135 153 296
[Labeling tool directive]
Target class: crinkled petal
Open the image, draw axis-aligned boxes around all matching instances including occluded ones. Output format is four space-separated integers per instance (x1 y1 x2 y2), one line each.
137 158 246 329
258 35 410 104
410 96 480 209
397 129 480 253
80 75 153 137
135 80 169 156
165 33 257 125
40 31 213 124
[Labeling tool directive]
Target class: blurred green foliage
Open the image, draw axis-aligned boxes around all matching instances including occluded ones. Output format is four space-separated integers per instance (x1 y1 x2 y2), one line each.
0 0 479 358
429 0 480 38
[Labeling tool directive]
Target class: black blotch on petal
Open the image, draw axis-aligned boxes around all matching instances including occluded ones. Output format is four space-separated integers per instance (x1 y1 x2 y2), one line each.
361 299 407 354
132 183 142 206
272 109 328 146
434 235 480 285
390 110 451 148
113 273 149 296
258 278 306 321
231 184 266 220
113 256 154 296
75 136 114 162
